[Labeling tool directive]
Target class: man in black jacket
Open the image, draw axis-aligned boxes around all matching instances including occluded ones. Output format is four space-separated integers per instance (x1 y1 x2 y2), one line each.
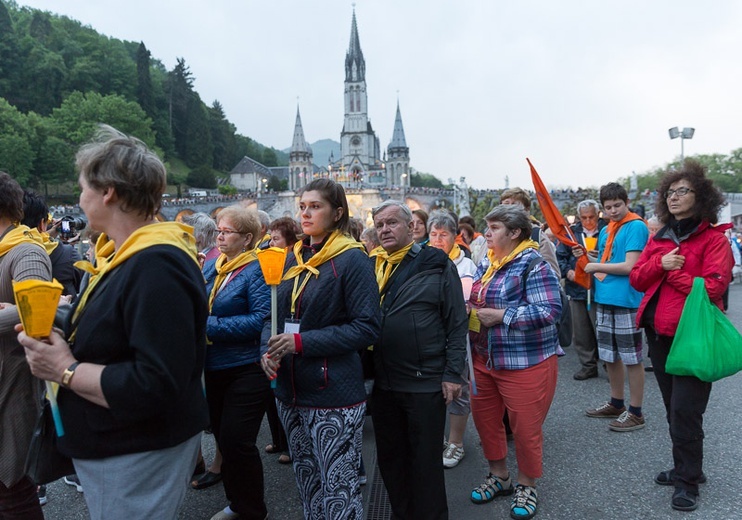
22 191 83 299
371 200 468 520
556 199 606 380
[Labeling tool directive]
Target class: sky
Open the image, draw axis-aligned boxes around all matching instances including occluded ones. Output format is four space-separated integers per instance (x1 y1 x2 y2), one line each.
16 0 742 191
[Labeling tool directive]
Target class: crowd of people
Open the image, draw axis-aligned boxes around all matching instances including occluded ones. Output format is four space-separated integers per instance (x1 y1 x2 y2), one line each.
0 124 737 520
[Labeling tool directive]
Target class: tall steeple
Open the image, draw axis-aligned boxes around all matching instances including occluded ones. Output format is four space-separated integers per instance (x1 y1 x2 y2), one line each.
289 104 313 190
345 9 365 82
290 105 311 155
387 100 410 187
389 101 407 149
340 8 379 185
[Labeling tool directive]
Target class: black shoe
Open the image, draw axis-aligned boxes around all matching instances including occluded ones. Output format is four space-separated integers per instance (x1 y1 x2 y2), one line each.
654 469 707 486
191 471 222 490
671 488 698 511
573 367 598 380
644 365 654 372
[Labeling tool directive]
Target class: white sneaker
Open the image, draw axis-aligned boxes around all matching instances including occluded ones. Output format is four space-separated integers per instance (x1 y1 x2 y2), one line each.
442 442 465 468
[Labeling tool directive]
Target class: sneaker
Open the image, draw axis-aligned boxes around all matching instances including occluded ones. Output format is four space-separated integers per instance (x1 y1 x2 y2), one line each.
671 488 698 511
470 473 513 504
585 402 626 418
63 474 84 493
443 443 465 468
510 484 538 520
655 469 707 486
209 508 240 520
608 411 646 432
573 367 598 380
37 485 47 506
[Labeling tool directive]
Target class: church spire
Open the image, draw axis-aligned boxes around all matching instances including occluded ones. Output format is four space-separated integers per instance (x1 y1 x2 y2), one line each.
291 104 311 154
345 8 365 82
389 101 407 149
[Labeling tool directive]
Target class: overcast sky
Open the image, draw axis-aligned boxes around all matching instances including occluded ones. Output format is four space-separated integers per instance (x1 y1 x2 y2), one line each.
17 0 742 190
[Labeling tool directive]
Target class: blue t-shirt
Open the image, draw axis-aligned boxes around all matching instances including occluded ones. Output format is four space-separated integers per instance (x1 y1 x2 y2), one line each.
593 219 648 308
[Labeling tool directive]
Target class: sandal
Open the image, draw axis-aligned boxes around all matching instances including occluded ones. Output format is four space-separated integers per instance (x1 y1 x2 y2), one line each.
510 484 538 520
278 454 292 464
191 471 222 490
470 473 513 504
654 469 707 486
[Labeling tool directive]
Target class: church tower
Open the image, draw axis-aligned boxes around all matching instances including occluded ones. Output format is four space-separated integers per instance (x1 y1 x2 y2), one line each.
289 105 313 190
340 9 381 184
387 101 409 188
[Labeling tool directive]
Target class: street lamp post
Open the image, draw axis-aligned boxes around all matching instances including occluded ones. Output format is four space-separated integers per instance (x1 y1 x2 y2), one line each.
401 173 407 201
668 127 695 161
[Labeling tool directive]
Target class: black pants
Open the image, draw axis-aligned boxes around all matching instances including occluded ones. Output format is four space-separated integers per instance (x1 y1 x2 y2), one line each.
265 395 288 452
646 327 712 494
0 476 43 520
371 388 448 520
205 363 271 519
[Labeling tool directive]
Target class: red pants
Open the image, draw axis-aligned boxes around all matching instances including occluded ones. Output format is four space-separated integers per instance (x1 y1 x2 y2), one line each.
470 353 558 479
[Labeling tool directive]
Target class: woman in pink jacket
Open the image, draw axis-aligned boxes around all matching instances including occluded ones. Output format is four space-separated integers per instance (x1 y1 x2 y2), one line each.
630 159 733 513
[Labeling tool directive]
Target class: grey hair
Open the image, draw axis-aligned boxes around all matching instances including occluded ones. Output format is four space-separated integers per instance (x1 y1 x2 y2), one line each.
257 210 270 232
427 210 457 235
360 226 379 247
371 200 412 223
577 199 601 215
647 215 660 225
183 212 217 250
76 124 166 219
484 205 532 242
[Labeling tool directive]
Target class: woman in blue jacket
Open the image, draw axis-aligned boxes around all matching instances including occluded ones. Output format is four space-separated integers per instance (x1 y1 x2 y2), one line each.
203 205 271 520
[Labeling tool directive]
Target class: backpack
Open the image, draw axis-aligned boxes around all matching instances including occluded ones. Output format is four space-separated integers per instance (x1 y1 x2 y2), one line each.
521 256 573 347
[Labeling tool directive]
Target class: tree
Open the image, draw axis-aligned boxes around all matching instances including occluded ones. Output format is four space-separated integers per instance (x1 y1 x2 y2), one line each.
209 100 235 171
51 91 156 147
184 94 212 167
168 57 195 158
186 165 217 189
411 171 443 188
0 97 35 184
261 147 278 167
135 42 155 117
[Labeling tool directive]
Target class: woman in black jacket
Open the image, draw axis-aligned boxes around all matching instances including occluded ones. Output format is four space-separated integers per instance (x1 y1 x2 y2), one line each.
261 179 380 520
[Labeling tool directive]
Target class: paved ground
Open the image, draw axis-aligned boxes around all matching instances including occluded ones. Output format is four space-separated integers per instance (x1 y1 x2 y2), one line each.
40 284 742 519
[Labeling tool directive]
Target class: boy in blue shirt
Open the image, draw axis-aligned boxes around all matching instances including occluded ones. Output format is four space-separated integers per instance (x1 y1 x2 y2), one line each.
575 183 649 432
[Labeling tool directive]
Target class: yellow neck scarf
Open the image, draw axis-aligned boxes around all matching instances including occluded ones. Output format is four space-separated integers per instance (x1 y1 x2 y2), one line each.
283 230 364 315
0 225 46 258
40 232 60 254
479 239 539 288
368 245 385 258
208 249 259 310
448 243 461 261
72 222 199 325
374 241 415 294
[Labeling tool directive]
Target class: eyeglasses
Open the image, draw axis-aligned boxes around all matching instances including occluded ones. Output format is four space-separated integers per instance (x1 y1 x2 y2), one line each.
216 229 244 236
665 187 695 199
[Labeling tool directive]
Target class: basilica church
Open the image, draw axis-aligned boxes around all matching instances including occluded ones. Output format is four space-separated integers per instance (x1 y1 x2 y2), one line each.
231 10 410 193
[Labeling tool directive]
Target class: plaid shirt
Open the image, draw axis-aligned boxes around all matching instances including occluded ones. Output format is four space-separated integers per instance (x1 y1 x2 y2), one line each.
470 249 563 370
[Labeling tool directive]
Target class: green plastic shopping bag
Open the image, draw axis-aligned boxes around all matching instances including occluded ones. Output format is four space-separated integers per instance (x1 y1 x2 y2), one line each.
666 277 742 382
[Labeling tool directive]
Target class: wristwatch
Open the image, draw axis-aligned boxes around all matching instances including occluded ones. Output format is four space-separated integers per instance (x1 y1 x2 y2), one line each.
60 362 81 388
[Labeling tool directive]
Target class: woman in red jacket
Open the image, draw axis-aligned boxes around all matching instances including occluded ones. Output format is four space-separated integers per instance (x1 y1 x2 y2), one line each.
630 159 734 513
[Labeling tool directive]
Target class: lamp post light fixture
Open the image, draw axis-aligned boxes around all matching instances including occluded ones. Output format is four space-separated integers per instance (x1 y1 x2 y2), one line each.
668 127 695 161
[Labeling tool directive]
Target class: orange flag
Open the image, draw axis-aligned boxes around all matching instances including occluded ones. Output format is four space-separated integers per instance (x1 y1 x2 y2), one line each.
528 158 591 289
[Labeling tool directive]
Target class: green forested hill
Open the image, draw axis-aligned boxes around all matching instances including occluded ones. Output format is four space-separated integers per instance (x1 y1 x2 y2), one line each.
0 0 285 193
